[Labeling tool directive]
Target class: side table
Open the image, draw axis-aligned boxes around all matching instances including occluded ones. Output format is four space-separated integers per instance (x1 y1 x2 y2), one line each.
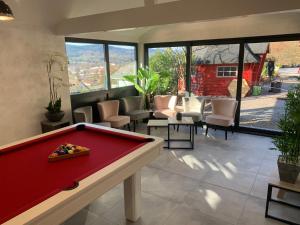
265 180 300 225
41 120 70 133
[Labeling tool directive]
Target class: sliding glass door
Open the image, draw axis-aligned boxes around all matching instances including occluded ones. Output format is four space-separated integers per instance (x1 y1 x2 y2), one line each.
239 41 300 131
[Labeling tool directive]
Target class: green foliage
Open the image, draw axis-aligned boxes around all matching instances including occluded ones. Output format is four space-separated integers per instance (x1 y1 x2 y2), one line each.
123 67 159 95
46 98 62 113
149 47 186 94
272 84 300 165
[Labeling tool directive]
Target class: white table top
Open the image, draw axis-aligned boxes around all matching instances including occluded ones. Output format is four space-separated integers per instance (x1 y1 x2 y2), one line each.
147 117 194 127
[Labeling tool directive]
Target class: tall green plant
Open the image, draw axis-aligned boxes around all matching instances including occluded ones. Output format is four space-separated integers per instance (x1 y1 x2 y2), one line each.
123 68 159 109
123 67 159 96
272 82 300 165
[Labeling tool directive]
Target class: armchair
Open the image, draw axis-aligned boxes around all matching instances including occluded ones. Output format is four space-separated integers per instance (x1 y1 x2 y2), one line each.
153 95 177 119
120 96 150 132
181 96 205 134
205 98 238 140
73 106 111 127
97 100 130 130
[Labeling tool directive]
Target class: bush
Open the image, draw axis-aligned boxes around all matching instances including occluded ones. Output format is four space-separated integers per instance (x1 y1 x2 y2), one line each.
272 83 300 165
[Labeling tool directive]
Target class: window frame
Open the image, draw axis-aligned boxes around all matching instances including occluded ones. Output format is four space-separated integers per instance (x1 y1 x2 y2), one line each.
65 37 138 94
108 44 138 89
144 33 300 137
216 66 238 78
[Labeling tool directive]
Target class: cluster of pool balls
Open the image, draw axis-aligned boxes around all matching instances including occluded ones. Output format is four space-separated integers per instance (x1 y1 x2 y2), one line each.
50 144 82 157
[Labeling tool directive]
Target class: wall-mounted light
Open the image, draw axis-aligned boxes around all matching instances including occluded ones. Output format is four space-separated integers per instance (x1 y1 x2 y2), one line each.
0 1 14 21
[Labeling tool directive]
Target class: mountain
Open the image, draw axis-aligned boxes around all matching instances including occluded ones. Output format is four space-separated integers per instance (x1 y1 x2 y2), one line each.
65 43 136 65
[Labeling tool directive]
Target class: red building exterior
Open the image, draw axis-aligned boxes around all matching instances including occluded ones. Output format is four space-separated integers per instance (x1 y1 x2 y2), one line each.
190 43 269 97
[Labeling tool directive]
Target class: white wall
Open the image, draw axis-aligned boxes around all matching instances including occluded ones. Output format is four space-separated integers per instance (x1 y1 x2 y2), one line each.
0 1 71 146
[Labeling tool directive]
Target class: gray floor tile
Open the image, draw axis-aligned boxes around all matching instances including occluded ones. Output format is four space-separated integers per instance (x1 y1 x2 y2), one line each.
161 205 234 225
183 183 248 224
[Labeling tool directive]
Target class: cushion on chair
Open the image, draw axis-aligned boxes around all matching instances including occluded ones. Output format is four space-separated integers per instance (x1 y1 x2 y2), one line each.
97 100 119 121
94 122 111 127
128 110 150 121
181 112 202 122
105 115 130 128
154 95 177 110
211 99 237 118
120 96 144 114
206 115 234 127
73 106 93 123
153 109 176 119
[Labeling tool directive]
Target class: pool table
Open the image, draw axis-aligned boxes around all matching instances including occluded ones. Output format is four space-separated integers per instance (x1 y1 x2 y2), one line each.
0 123 163 225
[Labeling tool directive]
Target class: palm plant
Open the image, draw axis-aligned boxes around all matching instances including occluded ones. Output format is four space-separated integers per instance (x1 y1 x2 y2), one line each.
123 67 159 109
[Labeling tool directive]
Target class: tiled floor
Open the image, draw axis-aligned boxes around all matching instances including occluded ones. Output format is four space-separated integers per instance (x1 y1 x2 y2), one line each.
62 124 300 225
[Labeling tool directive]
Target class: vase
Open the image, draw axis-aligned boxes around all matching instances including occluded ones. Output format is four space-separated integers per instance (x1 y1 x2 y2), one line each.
45 111 65 122
277 157 300 183
176 112 182 120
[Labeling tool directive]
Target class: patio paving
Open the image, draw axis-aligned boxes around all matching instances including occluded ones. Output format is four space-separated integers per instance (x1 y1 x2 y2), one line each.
240 73 300 130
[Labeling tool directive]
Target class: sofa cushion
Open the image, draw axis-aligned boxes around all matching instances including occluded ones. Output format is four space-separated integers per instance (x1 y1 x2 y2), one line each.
182 112 202 122
105 116 130 128
153 109 176 119
206 115 234 127
128 110 150 120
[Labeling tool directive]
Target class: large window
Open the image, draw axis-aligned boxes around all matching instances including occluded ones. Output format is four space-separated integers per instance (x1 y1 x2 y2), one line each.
65 39 138 94
191 44 240 97
145 37 300 135
65 42 107 94
148 47 186 95
109 45 137 88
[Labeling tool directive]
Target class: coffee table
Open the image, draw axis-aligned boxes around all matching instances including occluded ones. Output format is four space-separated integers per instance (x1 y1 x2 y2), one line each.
147 117 194 149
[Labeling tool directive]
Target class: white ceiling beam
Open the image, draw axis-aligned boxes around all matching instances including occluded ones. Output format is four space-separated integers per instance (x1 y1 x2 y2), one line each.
55 0 300 35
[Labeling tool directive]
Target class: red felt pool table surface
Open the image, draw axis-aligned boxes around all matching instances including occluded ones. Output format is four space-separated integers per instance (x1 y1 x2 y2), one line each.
0 125 151 224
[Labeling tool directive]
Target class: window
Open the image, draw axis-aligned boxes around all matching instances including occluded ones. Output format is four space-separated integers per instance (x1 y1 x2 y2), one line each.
148 47 186 95
217 66 238 77
109 45 137 88
65 42 107 94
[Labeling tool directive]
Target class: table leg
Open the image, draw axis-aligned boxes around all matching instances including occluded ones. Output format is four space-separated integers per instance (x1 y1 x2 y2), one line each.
124 171 141 222
147 126 150 135
192 124 194 149
167 125 170 149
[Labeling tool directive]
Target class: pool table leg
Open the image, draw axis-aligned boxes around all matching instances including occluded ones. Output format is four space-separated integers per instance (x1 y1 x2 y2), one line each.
124 171 141 222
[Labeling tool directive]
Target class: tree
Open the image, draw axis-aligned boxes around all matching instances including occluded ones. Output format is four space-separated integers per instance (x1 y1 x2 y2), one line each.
149 47 186 95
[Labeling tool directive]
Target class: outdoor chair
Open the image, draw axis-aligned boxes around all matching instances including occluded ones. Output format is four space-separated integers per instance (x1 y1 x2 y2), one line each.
153 95 177 119
205 98 238 140
180 96 205 134
73 106 111 127
120 96 150 132
97 100 130 130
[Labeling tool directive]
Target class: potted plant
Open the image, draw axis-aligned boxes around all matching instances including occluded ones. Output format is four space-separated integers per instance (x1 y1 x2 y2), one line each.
271 82 300 183
123 67 159 109
45 53 68 122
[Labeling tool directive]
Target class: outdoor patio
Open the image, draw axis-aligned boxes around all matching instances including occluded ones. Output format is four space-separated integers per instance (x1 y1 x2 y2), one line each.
240 72 300 130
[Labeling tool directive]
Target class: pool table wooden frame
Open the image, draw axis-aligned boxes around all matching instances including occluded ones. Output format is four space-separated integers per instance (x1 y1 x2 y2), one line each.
2 123 163 225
